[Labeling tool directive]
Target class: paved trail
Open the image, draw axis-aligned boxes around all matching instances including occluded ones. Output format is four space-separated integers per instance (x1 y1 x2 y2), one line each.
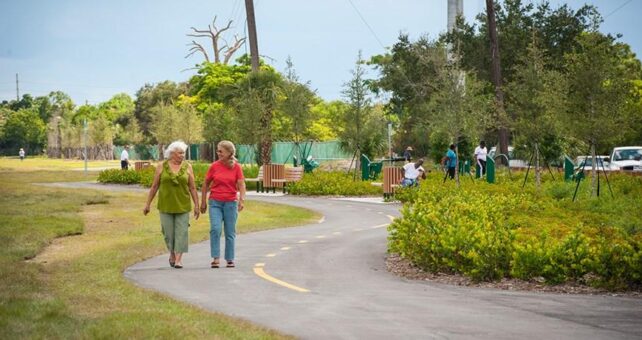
52 182 642 339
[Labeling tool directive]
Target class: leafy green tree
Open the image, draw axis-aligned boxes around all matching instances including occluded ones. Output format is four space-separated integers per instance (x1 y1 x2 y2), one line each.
424 47 492 184
506 40 566 187
229 69 283 164
278 57 317 150
134 81 189 142
1 108 46 154
88 115 115 159
369 35 442 155
149 102 203 156
564 32 639 196
340 51 387 162
308 101 345 141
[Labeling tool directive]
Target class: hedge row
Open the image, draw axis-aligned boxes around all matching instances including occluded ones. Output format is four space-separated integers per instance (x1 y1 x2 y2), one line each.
390 173 642 290
97 163 261 190
288 171 382 196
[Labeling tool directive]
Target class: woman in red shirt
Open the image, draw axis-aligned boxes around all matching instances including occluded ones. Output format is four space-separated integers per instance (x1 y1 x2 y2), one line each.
200 141 246 268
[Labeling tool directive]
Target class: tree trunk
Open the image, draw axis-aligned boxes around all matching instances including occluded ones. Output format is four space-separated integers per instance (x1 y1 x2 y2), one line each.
535 143 541 188
590 142 597 197
485 0 510 163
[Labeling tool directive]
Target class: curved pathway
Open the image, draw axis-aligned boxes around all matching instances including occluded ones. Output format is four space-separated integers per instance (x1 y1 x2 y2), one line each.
48 183 642 339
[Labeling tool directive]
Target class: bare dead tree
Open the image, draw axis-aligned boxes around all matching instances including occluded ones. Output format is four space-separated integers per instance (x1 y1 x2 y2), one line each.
186 16 247 64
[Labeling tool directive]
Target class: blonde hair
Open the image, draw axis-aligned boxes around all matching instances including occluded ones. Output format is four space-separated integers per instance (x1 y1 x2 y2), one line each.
164 140 188 159
217 140 237 167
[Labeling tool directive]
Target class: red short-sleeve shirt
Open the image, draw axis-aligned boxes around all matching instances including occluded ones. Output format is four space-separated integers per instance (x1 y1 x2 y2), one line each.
205 160 244 202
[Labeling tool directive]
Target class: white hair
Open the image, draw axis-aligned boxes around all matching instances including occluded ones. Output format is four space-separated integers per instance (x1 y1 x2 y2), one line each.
164 140 188 159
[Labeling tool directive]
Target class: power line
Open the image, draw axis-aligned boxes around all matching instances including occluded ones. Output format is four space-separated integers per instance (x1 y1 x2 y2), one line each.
604 0 633 19
345 0 387 49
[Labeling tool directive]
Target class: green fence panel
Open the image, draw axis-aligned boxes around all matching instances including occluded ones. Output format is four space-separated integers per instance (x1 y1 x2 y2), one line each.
235 141 351 165
486 155 495 183
564 155 574 182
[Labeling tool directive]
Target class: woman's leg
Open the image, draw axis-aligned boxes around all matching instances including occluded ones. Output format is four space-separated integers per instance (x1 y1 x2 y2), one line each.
159 212 176 266
222 201 239 262
209 200 224 259
173 212 190 266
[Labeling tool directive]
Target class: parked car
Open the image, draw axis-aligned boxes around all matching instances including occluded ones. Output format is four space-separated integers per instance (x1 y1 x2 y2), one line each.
575 155 610 171
488 146 528 168
607 146 642 171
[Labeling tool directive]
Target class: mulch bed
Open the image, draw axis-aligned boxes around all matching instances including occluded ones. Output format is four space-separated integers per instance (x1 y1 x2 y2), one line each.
386 253 641 298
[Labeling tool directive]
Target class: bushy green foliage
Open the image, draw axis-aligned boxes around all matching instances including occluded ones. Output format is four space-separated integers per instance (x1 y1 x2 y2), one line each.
288 171 382 196
97 169 141 184
98 162 259 189
389 172 642 289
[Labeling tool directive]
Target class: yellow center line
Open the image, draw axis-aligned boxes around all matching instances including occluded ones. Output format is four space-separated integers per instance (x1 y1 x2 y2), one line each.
298 240 308 244
370 223 389 229
280 246 291 251
265 253 276 257
387 215 395 221
315 235 326 239
253 266 310 293
332 231 342 235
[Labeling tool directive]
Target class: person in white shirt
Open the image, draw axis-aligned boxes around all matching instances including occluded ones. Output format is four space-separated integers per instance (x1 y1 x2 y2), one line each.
474 141 488 176
401 158 426 187
121 145 130 170
18 148 25 161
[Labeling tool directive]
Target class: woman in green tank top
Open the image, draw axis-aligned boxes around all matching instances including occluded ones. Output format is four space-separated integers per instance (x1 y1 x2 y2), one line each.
143 141 200 269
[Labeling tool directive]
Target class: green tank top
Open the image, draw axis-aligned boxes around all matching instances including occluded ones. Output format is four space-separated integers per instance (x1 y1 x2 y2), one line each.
157 161 192 213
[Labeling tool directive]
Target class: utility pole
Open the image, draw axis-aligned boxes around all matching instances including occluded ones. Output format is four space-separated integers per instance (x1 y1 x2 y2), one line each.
244 0 260 73
83 118 88 173
15 73 19 100
485 0 509 162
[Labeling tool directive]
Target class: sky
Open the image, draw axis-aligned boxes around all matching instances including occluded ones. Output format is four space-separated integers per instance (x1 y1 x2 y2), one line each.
1 0 640 106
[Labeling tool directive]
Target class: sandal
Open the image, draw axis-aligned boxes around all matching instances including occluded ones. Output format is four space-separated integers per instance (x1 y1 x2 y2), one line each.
169 259 175 268
226 261 235 268
211 259 220 268
174 263 183 269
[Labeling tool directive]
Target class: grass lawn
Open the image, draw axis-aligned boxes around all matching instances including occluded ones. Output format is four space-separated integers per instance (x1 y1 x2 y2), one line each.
0 161 320 339
0 156 121 171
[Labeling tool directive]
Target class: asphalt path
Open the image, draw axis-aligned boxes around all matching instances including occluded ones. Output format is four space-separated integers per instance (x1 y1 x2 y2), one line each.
48 182 642 339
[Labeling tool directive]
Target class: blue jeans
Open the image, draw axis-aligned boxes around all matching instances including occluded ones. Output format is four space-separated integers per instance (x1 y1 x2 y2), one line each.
208 199 238 261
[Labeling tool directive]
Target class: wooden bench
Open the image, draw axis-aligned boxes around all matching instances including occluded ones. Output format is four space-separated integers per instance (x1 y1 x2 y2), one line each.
272 166 304 193
262 164 286 193
244 166 264 192
134 161 151 171
383 166 404 198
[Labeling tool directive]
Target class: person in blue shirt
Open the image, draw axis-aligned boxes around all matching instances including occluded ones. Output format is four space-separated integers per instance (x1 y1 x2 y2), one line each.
445 144 457 180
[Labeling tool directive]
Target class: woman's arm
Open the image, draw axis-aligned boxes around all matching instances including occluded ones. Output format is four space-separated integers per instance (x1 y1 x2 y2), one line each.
143 164 163 215
200 176 212 214
187 163 200 220
236 179 246 212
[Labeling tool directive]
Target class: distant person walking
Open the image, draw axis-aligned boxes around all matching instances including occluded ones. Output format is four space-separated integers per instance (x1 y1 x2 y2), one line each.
18 148 25 161
121 145 130 170
143 141 200 269
444 144 457 181
201 141 246 269
474 141 488 176
403 146 413 162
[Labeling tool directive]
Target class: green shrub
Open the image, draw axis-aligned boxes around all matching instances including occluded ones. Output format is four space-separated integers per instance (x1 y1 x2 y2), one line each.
389 172 642 289
288 171 382 196
97 169 141 185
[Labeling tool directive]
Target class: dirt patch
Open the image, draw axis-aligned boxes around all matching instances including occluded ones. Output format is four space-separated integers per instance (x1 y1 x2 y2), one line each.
386 253 641 298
